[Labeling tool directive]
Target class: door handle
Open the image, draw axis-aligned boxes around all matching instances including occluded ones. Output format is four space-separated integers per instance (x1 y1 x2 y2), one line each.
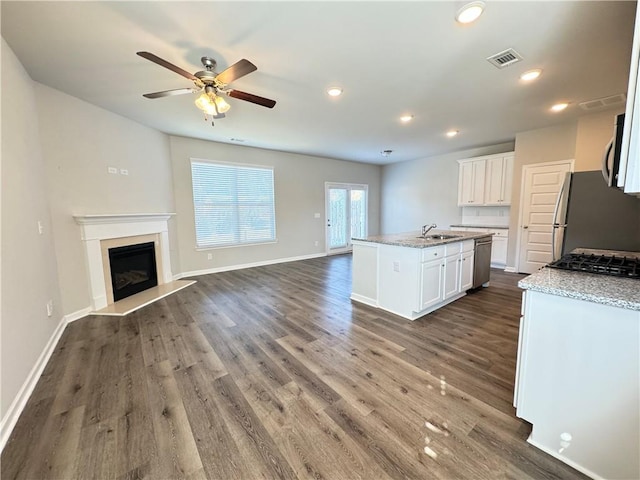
523 225 529 229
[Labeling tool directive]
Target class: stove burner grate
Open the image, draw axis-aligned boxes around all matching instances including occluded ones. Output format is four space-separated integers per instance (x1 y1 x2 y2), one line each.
548 253 639 279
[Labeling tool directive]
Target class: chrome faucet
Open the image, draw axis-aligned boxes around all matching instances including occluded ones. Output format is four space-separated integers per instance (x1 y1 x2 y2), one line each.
421 223 437 237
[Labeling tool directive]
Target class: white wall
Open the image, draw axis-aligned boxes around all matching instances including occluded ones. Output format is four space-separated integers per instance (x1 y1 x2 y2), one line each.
34 84 176 315
1 40 63 421
381 142 515 234
507 108 624 269
169 135 381 274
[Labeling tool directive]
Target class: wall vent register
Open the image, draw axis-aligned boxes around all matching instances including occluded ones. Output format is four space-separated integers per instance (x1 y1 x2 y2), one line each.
548 253 639 279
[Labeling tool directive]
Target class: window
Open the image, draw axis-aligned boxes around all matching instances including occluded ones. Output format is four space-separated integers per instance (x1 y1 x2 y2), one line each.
191 160 276 248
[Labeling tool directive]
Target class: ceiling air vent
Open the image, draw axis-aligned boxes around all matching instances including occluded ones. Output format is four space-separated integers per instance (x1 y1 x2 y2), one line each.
486 48 523 69
579 94 627 111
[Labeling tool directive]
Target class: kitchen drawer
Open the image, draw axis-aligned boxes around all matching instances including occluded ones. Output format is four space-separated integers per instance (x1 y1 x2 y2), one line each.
421 245 445 262
489 228 509 238
445 242 462 256
461 240 474 253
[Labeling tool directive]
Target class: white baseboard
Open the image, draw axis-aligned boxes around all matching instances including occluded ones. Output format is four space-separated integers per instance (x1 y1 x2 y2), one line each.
1 314 66 451
350 293 378 308
65 306 92 323
177 252 327 278
526 437 603 480
0 306 91 452
504 266 517 273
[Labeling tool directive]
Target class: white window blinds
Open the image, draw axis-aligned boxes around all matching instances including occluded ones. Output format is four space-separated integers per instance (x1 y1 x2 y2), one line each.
191 160 276 248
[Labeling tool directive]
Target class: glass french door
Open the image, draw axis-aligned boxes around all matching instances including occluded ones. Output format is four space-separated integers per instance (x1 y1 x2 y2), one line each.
325 183 368 255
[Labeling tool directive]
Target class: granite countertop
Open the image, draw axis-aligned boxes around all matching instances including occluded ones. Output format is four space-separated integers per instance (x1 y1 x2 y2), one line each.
450 224 509 229
352 230 492 249
518 248 640 311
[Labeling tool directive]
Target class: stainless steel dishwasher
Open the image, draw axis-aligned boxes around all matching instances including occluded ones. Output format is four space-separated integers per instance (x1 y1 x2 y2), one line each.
473 236 492 288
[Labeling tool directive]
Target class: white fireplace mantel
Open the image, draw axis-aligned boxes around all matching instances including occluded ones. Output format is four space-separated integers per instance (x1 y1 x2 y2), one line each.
74 213 176 311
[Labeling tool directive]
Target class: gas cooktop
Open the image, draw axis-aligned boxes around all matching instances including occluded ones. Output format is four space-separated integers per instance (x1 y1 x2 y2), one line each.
548 253 639 279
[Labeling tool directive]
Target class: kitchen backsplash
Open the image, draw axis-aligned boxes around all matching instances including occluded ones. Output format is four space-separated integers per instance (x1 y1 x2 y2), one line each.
460 206 510 227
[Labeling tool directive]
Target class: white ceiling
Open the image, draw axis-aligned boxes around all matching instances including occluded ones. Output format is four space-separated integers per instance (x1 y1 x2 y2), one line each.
1 1 636 165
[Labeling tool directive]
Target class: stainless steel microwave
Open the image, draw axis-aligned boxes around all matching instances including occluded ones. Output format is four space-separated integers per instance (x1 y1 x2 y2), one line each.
602 113 625 188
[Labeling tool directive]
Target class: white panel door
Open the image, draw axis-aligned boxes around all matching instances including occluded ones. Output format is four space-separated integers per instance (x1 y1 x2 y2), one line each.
517 161 573 274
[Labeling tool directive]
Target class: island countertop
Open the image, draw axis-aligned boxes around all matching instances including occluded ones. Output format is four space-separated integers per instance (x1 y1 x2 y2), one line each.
352 230 492 249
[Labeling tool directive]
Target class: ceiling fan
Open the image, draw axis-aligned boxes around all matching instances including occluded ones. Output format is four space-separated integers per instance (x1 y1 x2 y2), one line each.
137 51 276 123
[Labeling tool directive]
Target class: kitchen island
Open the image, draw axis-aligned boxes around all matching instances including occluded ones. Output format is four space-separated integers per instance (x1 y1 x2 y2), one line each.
515 249 640 480
351 230 492 320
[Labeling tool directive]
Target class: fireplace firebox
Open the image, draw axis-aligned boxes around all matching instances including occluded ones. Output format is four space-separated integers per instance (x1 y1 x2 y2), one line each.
108 242 158 301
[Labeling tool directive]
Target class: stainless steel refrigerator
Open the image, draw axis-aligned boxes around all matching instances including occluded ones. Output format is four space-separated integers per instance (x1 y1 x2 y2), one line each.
552 170 640 260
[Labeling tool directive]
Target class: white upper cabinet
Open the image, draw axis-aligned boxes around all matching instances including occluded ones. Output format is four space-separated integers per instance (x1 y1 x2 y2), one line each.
458 159 486 205
458 153 514 206
484 155 514 205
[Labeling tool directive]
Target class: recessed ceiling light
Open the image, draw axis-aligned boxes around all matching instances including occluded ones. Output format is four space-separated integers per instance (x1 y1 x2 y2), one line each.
400 115 414 123
455 1 485 24
446 130 459 137
520 69 542 82
327 87 343 97
550 102 569 112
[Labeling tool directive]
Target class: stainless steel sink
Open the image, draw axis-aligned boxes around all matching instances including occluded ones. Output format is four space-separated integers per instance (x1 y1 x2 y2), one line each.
416 234 461 240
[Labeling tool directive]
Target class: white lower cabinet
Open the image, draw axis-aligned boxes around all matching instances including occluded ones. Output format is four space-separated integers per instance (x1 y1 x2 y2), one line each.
515 290 639 479
451 226 508 268
352 239 477 320
490 229 508 267
420 259 444 310
442 254 460 300
459 250 474 291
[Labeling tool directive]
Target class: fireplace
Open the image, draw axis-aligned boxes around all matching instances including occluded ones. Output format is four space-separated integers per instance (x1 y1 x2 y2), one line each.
109 242 158 301
73 213 176 311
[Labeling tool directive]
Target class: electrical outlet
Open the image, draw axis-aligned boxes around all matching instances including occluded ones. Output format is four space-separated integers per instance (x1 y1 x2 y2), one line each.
207 253 213 260
46 300 54 317
393 261 400 272
120 169 129 176
314 213 321 219
314 240 319 247
107 166 118 174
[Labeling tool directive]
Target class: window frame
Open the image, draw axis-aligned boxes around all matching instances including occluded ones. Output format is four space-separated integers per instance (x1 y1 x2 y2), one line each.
190 158 277 250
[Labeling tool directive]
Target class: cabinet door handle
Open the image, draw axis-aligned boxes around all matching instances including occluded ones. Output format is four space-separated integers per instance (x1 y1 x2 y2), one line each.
523 225 529 229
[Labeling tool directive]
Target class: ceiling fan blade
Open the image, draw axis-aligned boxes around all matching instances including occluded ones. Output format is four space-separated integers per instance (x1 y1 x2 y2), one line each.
215 59 257 84
137 51 202 84
143 87 200 99
227 89 276 108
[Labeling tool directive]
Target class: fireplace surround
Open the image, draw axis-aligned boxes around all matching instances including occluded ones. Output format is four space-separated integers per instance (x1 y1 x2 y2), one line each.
73 213 175 311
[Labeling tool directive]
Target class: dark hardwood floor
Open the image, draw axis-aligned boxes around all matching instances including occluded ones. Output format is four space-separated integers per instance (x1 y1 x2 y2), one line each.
2 254 588 479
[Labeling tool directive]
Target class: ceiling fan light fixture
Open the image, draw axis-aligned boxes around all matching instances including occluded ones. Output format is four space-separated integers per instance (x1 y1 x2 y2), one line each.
456 1 485 24
195 92 217 114
214 95 231 113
